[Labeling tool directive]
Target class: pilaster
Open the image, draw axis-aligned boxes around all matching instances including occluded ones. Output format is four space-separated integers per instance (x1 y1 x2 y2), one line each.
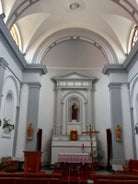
87 89 94 123
54 88 62 135
0 58 8 111
108 82 125 164
25 82 41 151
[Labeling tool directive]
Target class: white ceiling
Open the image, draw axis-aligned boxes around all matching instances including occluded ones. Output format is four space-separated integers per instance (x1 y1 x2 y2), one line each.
1 0 138 71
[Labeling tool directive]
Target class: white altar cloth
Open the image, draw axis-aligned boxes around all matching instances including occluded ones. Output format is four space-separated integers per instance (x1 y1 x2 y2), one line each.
58 153 91 163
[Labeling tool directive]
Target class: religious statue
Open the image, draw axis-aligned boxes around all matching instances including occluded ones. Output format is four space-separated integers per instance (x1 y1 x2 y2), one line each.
71 103 78 121
116 124 121 141
27 123 33 140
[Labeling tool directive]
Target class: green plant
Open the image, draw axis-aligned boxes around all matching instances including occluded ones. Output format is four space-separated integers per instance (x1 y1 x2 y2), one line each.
2 118 14 132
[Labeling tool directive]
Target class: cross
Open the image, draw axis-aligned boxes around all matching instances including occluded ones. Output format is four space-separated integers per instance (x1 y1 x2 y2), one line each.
82 124 99 174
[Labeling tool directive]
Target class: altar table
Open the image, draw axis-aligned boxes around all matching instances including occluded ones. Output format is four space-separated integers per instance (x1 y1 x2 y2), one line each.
58 153 91 163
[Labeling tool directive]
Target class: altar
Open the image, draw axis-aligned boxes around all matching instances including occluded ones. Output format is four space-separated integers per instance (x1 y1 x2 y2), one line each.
51 135 97 164
58 153 91 163
51 72 98 164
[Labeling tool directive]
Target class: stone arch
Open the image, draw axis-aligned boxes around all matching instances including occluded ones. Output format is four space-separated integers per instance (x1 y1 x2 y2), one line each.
33 28 118 64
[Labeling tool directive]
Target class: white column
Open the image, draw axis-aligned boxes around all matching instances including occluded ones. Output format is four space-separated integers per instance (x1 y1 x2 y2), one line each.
87 89 94 123
25 82 41 151
0 58 8 111
55 88 62 135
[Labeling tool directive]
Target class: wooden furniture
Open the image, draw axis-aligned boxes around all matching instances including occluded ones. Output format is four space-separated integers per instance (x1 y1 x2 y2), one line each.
70 128 78 141
24 151 42 173
0 173 62 184
123 159 138 174
92 174 138 184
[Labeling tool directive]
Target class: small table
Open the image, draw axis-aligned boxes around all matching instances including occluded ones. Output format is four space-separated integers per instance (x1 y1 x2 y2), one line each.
58 153 91 163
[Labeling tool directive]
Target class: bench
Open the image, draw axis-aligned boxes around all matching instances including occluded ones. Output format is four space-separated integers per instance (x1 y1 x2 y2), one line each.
0 172 62 184
92 174 138 184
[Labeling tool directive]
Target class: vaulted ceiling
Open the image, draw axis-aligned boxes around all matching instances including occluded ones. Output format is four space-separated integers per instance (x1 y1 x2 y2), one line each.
1 0 138 72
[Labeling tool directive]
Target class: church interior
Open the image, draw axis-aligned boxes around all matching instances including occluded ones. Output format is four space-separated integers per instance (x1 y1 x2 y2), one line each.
0 0 138 183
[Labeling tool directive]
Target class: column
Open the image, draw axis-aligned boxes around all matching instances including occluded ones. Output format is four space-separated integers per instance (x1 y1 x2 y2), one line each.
25 82 41 151
0 58 8 111
108 82 125 164
87 89 94 123
54 88 62 135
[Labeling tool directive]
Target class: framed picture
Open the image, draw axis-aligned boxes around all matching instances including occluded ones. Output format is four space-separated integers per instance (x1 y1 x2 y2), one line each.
1 119 14 139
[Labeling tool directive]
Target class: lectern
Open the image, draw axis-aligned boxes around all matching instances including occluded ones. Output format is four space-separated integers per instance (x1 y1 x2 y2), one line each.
24 151 42 173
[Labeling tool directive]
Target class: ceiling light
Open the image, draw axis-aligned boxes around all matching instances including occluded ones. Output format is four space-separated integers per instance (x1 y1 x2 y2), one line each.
69 3 80 10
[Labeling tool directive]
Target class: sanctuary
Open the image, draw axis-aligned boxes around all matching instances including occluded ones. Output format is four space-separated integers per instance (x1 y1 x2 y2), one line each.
51 72 98 164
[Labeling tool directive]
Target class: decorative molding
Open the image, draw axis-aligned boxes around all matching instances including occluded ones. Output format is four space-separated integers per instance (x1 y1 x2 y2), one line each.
33 28 118 64
103 40 138 75
102 64 126 74
0 17 47 76
24 82 41 89
0 57 9 69
111 0 138 24
6 0 40 28
53 72 96 89
23 63 47 75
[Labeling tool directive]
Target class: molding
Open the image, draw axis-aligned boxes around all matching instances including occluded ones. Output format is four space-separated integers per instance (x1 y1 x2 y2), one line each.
53 71 96 81
6 0 40 28
102 64 126 74
23 63 47 75
103 40 138 74
111 0 138 24
23 82 41 88
108 82 128 89
0 17 47 76
0 57 9 69
53 72 97 89
33 28 118 64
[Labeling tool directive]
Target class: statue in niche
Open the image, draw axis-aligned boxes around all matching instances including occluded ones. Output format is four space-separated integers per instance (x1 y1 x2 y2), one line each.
71 103 78 121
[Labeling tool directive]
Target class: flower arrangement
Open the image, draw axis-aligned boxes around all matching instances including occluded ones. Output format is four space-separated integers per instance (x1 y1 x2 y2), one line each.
2 118 14 133
0 156 19 172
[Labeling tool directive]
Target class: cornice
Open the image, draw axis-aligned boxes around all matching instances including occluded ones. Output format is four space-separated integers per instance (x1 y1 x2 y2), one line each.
102 40 138 75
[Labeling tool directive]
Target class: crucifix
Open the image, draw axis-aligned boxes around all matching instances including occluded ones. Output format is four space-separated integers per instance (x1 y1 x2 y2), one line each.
82 124 99 174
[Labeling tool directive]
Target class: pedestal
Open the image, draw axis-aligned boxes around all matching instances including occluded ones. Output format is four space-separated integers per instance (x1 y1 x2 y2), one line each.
24 151 42 173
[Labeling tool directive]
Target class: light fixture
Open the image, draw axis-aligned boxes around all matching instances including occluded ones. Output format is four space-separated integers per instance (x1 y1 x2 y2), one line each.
69 2 80 10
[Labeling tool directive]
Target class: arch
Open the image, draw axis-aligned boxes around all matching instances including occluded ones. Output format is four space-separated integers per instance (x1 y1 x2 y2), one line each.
33 28 118 64
3 75 19 105
130 76 138 107
62 90 87 123
4 91 14 123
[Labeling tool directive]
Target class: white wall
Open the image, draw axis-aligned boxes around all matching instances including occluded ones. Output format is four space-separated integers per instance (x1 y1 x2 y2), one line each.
36 39 112 165
38 74 55 163
94 74 111 166
0 69 20 158
15 84 29 159
37 71 111 165
0 42 23 81
129 56 138 158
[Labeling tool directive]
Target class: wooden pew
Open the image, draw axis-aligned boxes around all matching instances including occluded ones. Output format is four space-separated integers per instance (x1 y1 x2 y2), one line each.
92 174 138 184
0 172 62 184
0 177 61 184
